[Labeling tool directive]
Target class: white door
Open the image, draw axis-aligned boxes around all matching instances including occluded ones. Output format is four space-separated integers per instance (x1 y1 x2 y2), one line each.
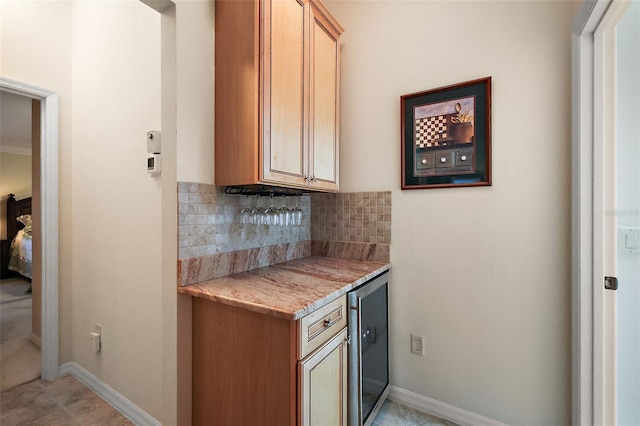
594 1 640 424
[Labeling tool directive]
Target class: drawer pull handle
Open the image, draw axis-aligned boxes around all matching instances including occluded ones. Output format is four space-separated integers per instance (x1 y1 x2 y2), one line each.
323 317 338 328
307 307 343 341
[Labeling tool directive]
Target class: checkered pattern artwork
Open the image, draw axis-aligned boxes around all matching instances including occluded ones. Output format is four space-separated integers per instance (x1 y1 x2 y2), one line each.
415 115 449 148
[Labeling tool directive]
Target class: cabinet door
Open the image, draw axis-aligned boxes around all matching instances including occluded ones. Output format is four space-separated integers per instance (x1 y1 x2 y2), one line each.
309 3 340 191
262 0 309 188
299 327 348 426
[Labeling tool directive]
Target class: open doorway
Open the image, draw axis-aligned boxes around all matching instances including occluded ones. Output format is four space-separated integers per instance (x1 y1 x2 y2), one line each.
0 78 59 385
572 0 640 424
0 91 40 390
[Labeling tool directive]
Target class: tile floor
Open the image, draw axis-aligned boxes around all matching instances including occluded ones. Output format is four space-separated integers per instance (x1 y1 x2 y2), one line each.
1 375 456 426
373 399 460 426
0 375 132 426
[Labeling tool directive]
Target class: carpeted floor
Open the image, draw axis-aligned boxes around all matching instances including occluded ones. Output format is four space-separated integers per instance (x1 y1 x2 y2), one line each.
0 277 32 304
0 277 40 392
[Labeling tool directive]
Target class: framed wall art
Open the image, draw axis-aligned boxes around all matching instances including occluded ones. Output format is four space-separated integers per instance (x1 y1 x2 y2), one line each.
401 77 492 189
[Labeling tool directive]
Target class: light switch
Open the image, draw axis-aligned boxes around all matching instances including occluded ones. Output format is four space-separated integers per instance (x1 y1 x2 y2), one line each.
619 227 640 254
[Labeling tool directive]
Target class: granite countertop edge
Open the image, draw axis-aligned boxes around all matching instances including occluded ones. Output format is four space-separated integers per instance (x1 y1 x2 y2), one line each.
178 256 391 320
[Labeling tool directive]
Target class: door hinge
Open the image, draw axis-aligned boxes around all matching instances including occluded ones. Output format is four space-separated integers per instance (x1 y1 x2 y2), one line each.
604 276 618 290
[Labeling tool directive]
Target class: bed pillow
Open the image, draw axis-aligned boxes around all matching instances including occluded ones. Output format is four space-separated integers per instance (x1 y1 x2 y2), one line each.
16 214 32 234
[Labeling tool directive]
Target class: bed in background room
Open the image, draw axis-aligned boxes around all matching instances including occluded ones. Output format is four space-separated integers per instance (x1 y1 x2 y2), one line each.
2 194 33 284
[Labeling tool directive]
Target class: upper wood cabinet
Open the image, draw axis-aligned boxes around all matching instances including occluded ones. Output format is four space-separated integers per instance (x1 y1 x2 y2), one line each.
215 0 343 192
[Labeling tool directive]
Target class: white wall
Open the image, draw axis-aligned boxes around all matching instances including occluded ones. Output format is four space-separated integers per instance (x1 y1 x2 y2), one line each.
0 153 32 200
69 1 163 420
175 0 215 185
0 0 74 366
615 2 640 424
324 1 574 424
1 0 169 421
167 1 215 423
0 91 32 153
2 1 214 423
0 153 32 239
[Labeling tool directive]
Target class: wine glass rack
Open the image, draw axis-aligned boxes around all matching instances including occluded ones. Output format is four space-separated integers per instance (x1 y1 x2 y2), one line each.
224 185 310 198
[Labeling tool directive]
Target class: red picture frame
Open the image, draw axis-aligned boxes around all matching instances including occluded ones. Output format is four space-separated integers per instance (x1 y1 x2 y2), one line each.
401 77 492 189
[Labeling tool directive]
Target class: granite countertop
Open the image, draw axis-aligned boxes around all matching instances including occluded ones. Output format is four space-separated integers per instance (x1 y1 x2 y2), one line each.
178 256 390 320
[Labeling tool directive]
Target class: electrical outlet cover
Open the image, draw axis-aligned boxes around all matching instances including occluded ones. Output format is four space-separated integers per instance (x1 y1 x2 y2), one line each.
411 334 424 356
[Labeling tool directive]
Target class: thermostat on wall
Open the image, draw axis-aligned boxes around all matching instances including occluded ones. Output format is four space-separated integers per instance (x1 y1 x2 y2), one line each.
147 130 161 154
147 130 161 176
148 153 161 176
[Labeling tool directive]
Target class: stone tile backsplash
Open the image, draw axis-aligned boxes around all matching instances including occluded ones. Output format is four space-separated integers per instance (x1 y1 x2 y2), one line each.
310 240 390 263
310 191 391 244
179 241 310 286
177 184 391 285
178 183 311 259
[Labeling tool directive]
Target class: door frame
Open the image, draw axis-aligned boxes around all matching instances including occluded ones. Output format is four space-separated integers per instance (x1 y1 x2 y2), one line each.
0 77 59 380
570 0 637 424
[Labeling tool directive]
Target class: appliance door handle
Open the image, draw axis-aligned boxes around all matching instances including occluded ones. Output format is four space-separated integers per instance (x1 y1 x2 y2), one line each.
355 296 363 425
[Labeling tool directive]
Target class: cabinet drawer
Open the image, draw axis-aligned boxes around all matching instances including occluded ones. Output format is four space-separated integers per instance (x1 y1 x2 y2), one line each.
299 296 347 359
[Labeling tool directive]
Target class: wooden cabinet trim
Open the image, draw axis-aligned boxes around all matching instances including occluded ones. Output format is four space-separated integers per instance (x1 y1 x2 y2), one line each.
214 0 261 187
261 0 309 187
309 0 344 35
308 6 340 191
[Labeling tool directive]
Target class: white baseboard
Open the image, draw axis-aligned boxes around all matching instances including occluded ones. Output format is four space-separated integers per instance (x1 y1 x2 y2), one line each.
388 386 510 426
30 333 41 348
59 362 160 426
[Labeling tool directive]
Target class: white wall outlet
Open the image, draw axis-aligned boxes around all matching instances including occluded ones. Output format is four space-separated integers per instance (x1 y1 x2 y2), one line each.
90 323 102 353
619 227 640 254
411 334 424 356
89 332 100 352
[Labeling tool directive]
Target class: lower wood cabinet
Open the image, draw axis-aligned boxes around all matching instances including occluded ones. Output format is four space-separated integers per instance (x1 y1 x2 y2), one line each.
192 296 348 426
299 328 348 426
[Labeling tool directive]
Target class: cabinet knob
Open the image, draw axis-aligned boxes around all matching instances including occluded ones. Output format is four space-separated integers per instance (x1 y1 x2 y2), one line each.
421 159 427 164
440 157 447 163
461 155 467 161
